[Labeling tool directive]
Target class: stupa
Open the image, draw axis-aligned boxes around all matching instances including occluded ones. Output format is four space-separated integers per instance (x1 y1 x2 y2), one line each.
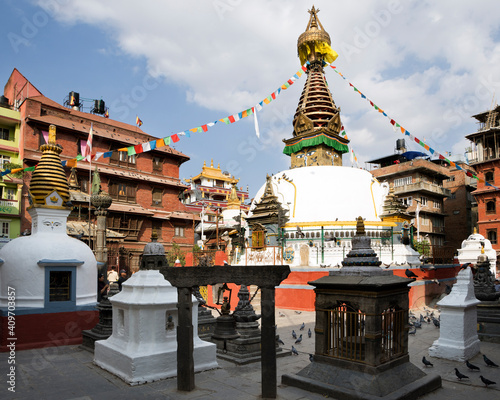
0 125 98 351
239 7 420 309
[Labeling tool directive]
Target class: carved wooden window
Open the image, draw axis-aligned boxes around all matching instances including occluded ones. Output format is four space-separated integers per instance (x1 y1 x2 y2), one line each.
107 214 143 241
109 181 136 203
110 150 136 168
486 200 496 214
153 156 162 171
487 229 497 244
252 230 265 249
485 170 494 183
152 188 163 206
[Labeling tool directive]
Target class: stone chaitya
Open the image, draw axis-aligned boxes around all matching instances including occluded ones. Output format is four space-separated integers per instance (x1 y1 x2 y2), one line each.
282 217 441 399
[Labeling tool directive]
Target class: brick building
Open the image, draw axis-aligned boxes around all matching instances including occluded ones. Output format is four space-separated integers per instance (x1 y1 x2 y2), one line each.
466 105 500 260
442 161 477 252
3 69 196 271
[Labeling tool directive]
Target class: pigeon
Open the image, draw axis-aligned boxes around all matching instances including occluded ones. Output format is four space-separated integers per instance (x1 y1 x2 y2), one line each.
295 311 302 314
291 345 299 355
432 318 440 328
308 328 312 338
466 360 480 371
309 354 314 362
277 337 285 346
420 314 425 323
455 368 469 380
480 375 496 387
300 322 305 331
292 330 297 339
295 334 303 344
413 320 422 329
422 356 433 367
409 326 417 335
460 263 471 270
483 354 499 367
279 311 285 318
405 269 418 279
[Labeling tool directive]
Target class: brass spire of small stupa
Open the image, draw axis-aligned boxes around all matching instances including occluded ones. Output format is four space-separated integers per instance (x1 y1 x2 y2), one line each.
226 182 242 210
28 124 70 208
283 7 349 169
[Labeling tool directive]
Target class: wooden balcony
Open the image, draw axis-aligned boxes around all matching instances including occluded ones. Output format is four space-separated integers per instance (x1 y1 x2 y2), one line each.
393 181 450 197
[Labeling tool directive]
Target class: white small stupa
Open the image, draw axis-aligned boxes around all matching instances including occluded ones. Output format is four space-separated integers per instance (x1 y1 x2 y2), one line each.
429 267 480 361
94 236 217 384
457 229 497 276
0 125 97 350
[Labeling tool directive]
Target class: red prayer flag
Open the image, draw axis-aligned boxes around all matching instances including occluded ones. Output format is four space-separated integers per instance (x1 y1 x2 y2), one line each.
171 134 180 143
228 115 235 123
202 124 208 132
134 144 144 154
390 119 396 125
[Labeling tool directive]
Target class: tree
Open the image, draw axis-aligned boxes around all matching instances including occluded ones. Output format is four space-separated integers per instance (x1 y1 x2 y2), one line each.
413 239 430 257
166 242 185 266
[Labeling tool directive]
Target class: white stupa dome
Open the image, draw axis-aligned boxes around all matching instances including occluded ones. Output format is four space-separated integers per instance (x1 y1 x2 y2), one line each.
249 166 388 223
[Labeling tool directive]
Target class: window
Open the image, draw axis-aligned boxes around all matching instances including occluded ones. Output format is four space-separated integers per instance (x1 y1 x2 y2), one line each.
0 127 10 140
487 229 497 244
153 156 162 171
402 197 412 206
394 176 412 187
174 226 185 237
420 197 428 206
109 181 136 202
421 215 429 226
1 221 9 238
433 200 441 209
486 200 496 214
0 155 11 170
5 188 15 200
49 271 71 302
252 230 265 248
80 177 89 193
107 214 143 241
152 188 163 206
110 150 136 168
485 171 494 183
215 180 225 188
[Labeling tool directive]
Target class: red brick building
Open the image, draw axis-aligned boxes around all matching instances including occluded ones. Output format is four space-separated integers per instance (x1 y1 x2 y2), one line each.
3 69 196 271
466 105 500 261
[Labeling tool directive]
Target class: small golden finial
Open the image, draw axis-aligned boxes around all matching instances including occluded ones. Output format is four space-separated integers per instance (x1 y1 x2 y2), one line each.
203 160 206 167
356 216 366 235
473 227 477 234
48 124 56 145
210 159 214 167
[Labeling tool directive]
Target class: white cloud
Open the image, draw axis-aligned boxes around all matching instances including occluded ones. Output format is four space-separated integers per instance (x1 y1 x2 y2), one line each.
35 0 500 174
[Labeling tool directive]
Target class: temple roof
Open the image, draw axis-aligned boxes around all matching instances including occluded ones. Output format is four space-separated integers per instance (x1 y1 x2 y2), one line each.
185 160 238 184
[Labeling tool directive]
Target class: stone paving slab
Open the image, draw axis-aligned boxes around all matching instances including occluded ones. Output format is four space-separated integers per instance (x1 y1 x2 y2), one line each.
1 308 500 399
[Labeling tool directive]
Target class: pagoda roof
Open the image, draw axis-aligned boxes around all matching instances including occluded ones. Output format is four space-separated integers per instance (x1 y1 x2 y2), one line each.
185 160 238 184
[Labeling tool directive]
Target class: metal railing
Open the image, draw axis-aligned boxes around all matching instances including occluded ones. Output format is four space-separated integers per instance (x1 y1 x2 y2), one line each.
323 305 366 363
380 308 406 363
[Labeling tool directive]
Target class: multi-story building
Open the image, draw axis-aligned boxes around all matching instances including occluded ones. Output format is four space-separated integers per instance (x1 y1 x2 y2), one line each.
3 68 196 271
466 105 500 263
369 150 451 250
442 161 477 252
0 95 22 246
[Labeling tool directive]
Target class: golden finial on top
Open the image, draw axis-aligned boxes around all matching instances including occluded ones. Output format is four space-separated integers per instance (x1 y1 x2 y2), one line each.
356 216 366 235
297 6 338 65
48 124 57 145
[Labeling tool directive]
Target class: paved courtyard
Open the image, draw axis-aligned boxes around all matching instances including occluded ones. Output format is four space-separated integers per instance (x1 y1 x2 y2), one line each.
1 308 499 399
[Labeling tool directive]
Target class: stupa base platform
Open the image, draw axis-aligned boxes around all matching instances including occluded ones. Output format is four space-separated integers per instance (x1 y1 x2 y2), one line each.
282 355 441 400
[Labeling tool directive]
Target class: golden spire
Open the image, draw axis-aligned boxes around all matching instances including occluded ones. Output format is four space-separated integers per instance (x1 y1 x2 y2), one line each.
28 124 70 208
297 6 337 65
226 182 241 210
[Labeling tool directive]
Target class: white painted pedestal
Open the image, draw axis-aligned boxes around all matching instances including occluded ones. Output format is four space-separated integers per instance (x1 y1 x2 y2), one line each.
94 270 217 384
429 268 480 361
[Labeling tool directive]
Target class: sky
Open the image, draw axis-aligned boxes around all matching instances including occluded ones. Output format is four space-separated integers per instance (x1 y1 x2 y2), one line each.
2 0 500 200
